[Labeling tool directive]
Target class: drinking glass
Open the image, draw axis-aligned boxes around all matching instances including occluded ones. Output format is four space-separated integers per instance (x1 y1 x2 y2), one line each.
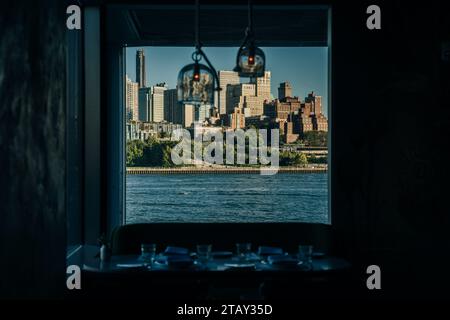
140 243 157 266
236 243 252 261
298 245 313 266
196 244 212 263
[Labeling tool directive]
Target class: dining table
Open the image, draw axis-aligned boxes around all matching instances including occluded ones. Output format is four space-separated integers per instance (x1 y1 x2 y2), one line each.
68 245 351 274
67 245 353 300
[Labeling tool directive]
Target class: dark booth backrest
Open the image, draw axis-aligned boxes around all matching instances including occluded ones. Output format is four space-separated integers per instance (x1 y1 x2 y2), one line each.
111 223 333 255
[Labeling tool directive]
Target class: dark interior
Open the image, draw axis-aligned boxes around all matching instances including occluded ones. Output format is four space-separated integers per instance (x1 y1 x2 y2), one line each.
111 223 333 255
1 0 449 303
109 4 328 46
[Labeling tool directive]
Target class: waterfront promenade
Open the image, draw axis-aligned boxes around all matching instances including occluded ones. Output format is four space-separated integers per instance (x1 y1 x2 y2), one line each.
127 165 327 175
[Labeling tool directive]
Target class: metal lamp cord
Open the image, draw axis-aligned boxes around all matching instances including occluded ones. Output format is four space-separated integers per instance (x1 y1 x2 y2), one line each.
193 0 221 90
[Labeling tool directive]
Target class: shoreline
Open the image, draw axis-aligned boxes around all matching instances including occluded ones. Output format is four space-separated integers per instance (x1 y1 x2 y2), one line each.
127 165 327 174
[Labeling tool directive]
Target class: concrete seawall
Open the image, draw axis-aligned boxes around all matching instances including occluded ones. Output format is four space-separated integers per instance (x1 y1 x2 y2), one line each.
127 166 327 174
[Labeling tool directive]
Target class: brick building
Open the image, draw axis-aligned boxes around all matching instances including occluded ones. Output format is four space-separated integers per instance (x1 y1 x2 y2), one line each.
220 107 246 130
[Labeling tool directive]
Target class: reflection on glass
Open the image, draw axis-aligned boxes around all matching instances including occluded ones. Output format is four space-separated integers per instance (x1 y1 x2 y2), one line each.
298 244 313 266
234 46 265 78
177 63 214 106
196 244 212 263
236 243 252 261
140 243 156 266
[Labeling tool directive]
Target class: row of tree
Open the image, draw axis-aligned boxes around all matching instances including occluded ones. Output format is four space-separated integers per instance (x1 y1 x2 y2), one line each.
126 138 174 167
126 136 327 167
283 131 328 147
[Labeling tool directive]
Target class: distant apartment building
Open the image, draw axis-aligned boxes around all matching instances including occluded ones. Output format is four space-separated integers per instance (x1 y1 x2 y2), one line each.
126 121 154 141
263 87 328 141
138 87 151 122
126 122 138 140
141 121 182 137
195 104 212 123
220 107 246 130
126 75 139 121
230 108 246 130
314 115 328 132
227 83 267 117
190 123 223 139
138 84 167 123
289 111 314 137
183 104 195 128
164 89 182 124
289 94 328 139
245 115 271 128
264 97 301 121
284 118 299 144
256 71 271 102
305 92 328 131
126 121 182 141
136 49 146 88
221 70 271 117
278 81 293 100
152 84 166 122
218 71 240 115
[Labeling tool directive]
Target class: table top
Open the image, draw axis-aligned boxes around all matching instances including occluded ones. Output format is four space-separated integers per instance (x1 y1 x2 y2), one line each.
68 245 351 274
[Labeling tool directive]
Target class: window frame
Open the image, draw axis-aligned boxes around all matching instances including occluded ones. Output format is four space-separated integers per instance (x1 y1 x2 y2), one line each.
74 4 334 247
119 6 333 227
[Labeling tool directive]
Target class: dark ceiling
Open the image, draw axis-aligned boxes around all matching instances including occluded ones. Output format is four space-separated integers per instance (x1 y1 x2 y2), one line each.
106 5 330 47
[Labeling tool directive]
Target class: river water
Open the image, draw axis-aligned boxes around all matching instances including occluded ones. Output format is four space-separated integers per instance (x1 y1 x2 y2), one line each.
126 173 328 224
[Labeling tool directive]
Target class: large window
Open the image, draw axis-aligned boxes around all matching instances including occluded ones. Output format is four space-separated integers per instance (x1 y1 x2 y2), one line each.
124 46 330 224
65 4 332 251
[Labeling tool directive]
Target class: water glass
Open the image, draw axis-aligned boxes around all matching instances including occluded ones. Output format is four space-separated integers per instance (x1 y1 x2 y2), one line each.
196 244 212 263
298 245 313 265
140 243 156 265
236 243 252 261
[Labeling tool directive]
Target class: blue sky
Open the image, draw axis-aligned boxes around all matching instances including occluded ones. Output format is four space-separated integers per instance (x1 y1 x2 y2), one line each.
126 47 328 115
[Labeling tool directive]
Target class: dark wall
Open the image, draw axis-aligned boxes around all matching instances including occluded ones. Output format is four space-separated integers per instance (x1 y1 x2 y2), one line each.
0 0 66 298
331 0 450 297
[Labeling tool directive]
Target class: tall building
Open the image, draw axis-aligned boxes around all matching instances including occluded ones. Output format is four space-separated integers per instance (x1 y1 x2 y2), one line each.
226 83 251 113
164 89 182 124
226 83 259 116
225 71 271 117
305 92 328 131
305 92 322 114
228 107 246 129
151 84 166 123
284 118 299 143
296 112 315 133
195 104 212 123
256 71 271 102
126 75 139 121
264 97 301 120
183 104 195 128
136 49 146 88
137 84 166 122
138 87 151 122
218 71 240 115
278 82 292 101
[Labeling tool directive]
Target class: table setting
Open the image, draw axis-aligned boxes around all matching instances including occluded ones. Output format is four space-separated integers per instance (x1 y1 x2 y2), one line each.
80 242 350 273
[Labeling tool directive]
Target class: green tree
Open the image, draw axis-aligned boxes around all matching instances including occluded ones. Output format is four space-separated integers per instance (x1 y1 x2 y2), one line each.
126 140 145 166
293 152 308 166
159 132 169 139
279 151 308 166
162 145 173 167
302 131 327 147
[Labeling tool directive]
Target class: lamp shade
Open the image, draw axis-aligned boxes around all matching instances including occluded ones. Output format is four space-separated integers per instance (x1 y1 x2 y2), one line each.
177 62 215 106
234 46 265 78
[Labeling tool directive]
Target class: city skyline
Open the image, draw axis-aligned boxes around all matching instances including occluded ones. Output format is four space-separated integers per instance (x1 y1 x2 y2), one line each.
126 47 329 116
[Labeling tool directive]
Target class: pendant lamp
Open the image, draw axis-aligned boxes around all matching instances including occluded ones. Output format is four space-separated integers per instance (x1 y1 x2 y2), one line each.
233 0 265 78
177 0 220 106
